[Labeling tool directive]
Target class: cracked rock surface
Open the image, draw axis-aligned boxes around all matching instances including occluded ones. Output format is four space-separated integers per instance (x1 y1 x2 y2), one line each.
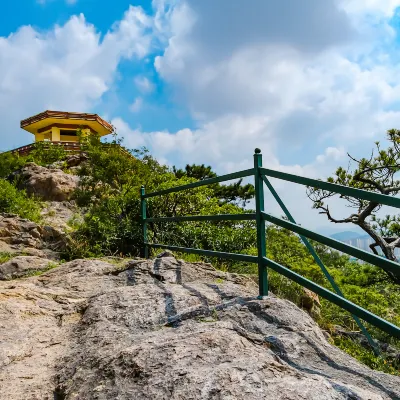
0 256 53 280
0 213 67 258
0 254 399 399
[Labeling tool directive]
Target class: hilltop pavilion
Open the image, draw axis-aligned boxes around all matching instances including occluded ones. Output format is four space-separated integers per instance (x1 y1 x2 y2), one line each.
20 110 114 143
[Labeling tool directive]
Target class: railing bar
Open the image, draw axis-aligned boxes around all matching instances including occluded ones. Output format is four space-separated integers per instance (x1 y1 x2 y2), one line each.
260 167 400 209
263 257 400 339
262 212 400 275
145 243 258 263
262 175 379 354
143 168 255 198
146 214 256 223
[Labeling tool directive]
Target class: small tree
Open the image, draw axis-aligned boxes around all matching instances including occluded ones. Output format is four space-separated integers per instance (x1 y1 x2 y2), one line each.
307 129 400 284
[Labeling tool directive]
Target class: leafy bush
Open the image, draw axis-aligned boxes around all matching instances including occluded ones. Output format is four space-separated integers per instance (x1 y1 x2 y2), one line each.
333 336 400 375
0 152 27 178
0 180 42 222
27 141 67 166
0 141 68 175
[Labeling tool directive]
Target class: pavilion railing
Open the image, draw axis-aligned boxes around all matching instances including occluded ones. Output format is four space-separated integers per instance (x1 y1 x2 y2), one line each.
3 141 133 158
141 149 400 349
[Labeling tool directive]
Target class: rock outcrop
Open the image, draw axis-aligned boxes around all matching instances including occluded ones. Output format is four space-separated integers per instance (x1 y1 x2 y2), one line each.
0 254 399 399
11 163 79 201
48 153 89 170
40 201 82 233
0 213 67 258
0 255 54 280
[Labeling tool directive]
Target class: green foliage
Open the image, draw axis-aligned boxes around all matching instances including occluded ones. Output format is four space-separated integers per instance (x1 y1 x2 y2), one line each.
146 178 256 255
0 152 27 178
27 142 67 166
0 180 41 222
75 133 167 205
68 135 171 258
0 142 68 180
0 252 13 264
372 214 400 237
333 336 400 375
69 134 256 259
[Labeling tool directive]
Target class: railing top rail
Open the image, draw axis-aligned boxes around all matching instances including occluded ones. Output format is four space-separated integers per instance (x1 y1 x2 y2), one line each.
262 212 400 275
263 257 400 339
143 168 255 198
146 213 256 223
260 167 400 209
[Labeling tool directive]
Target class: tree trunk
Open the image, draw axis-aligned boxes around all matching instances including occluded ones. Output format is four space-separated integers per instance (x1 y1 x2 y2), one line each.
358 221 400 284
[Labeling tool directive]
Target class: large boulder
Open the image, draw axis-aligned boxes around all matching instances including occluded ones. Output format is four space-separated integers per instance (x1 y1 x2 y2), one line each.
0 254 399 399
11 163 79 201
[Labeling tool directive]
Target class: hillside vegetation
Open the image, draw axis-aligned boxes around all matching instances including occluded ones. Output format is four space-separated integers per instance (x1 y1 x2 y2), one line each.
0 133 399 375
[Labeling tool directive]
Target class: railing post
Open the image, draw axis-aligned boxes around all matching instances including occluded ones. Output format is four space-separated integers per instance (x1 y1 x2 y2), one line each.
140 185 149 259
254 148 268 298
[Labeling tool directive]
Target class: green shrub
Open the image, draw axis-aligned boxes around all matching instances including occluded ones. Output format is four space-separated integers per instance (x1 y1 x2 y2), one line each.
0 252 13 264
27 141 67 165
333 336 400 375
0 152 27 178
0 142 67 180
0 180 42 222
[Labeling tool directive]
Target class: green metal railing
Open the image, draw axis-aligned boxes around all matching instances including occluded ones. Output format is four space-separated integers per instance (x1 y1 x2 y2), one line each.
141 148 400 347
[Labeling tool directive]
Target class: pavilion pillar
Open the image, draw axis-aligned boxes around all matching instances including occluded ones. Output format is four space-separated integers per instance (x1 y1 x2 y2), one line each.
34 133 44 142
51 126 60 142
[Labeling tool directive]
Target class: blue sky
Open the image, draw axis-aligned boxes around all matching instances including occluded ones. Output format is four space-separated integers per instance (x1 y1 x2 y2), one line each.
2 0 195 145
1 0 400 233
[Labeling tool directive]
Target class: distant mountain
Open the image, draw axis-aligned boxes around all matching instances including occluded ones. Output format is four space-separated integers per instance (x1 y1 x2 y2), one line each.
330 231 363 241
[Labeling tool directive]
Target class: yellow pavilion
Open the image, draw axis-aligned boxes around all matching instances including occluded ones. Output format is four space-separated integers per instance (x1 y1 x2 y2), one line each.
20 110 114 143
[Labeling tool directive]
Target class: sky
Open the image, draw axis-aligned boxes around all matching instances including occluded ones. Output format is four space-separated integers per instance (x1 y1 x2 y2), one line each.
1 0 400 235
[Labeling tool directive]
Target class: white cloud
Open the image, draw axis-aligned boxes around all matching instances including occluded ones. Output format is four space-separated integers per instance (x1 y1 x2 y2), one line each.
129 97 143 113
134 76 155 93
340 0 400 17
0 6 151 150
153 0 400 154
143 0 400 231
116 114 274 170
4 0 400 233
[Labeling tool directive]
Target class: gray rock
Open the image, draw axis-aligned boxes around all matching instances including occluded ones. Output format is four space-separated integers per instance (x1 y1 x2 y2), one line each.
0 256 54 280
65 153 88 168
0 255 399 399
0 213 68 256
10 162 79 201
41 201 82 233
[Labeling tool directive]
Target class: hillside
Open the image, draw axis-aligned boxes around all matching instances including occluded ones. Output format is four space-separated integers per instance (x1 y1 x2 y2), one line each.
0 139 399 397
